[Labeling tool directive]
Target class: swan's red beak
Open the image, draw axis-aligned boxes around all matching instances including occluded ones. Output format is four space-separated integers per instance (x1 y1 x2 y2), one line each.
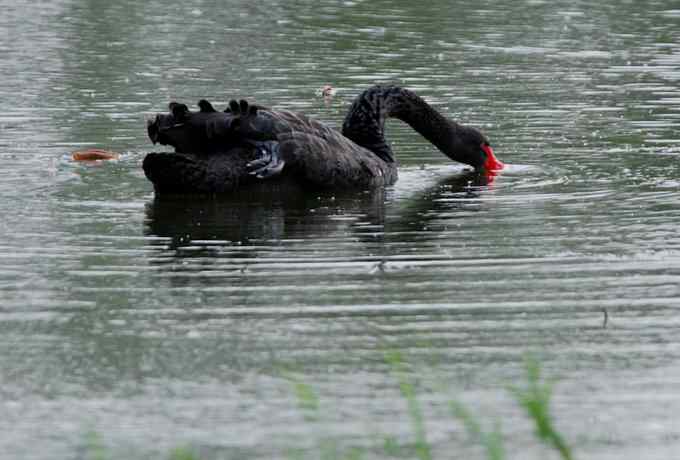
482 144 504 172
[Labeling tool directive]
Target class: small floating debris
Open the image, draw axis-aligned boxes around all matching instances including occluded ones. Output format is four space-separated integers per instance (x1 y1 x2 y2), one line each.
72 148 119 161
318 84 336 97
602 308 608 329
369 260 387 274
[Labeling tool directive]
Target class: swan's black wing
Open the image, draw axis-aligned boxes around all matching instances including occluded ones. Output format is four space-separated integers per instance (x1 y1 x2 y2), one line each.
216 100 398 188
226 99 339 142
249 130 398 189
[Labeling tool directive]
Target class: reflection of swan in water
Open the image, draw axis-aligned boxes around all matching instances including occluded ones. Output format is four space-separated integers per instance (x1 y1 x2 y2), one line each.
386 170 493 232
144 171 491 257
144 178 386 250
143 85 503 194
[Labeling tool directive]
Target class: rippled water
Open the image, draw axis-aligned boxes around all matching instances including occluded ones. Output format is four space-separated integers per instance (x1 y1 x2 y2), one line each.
2 1 680 459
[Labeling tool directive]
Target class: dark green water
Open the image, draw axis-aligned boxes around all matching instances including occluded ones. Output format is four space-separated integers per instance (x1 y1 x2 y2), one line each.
2 1 680 459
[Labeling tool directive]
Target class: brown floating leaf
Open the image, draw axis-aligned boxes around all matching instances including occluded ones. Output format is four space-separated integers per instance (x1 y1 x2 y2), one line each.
72 149 119 161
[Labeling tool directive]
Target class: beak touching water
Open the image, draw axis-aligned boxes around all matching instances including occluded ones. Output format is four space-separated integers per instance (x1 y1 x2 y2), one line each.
481 144 504 172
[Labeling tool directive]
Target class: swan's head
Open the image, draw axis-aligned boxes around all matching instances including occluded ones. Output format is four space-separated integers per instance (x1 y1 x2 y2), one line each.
453 126 504 172
147 102 193 152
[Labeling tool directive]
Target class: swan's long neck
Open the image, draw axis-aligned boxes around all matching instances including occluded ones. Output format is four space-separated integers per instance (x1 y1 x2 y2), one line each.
341 85 464 164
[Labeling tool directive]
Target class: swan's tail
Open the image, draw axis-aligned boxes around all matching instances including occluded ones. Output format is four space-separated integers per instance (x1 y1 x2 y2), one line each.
143 153 211 194
143 152 252 194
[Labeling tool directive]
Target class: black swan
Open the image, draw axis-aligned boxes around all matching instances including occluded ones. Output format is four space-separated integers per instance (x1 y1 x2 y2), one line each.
143 85 503 194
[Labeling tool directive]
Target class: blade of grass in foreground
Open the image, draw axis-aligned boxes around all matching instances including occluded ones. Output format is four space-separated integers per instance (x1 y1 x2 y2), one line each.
169 446 202 460
385 350 432 460
449 401 506 460
510 357 573 460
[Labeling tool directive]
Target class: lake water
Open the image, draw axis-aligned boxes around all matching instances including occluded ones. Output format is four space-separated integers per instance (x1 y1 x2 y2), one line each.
2 1 680 459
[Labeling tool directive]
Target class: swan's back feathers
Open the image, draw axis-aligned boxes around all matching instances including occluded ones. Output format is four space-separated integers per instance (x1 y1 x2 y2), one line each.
276 131 397 189
254 108 340 141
